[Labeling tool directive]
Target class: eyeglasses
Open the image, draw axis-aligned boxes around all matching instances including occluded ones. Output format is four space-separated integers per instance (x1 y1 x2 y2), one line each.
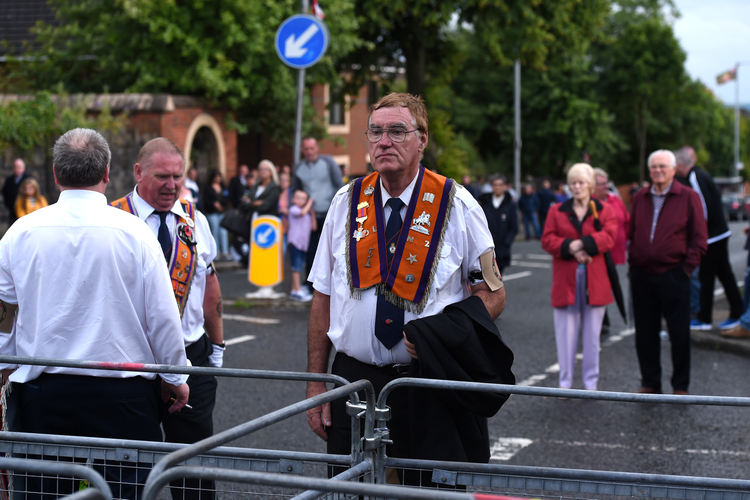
649 164 671 170
365 128 418 143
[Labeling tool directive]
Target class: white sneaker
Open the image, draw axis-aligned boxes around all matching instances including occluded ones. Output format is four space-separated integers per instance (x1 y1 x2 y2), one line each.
289 290 312 302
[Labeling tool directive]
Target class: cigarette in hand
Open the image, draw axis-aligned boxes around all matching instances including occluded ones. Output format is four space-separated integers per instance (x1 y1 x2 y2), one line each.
170 397 193 410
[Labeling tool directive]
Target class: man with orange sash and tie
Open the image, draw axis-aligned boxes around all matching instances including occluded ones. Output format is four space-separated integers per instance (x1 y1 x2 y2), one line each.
111 138 223 500
305 93 515 482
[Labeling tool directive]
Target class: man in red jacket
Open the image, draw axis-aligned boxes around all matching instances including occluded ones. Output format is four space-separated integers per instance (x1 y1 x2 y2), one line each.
629 149 707 395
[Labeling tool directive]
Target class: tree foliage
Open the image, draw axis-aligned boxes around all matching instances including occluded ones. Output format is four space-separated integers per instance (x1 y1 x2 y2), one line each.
4 0 360 144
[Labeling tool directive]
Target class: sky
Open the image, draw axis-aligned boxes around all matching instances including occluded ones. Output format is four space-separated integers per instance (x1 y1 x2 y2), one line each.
672 0 750 105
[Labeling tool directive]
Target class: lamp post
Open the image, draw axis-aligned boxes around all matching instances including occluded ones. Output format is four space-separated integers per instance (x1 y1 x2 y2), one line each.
719 61 750 176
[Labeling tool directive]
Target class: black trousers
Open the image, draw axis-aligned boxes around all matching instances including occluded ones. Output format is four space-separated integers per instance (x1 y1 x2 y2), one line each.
631 266 691 392
16 373 163 500
305 214 327 290
327 353 411 476
697 237 744 323
162 335 217 500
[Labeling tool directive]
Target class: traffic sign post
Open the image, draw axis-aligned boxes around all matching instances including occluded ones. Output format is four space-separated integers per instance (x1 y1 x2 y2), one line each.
275 11 329 165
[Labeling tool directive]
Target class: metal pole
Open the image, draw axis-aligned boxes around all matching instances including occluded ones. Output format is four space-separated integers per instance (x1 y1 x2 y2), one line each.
514 59 521 197
735 67 740 175
292 0 310 166
293 68 305 165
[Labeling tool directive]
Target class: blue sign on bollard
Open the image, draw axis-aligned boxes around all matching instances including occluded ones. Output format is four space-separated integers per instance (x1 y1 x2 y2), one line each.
275 14 329 69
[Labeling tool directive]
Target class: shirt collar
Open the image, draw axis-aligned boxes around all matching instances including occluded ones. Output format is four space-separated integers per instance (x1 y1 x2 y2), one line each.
58 189 107 203
379 171 419 209
132 185 187 222
650 181 674 197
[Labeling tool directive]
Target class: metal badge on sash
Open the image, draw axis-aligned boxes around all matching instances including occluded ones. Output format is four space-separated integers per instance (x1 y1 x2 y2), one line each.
177 222 197 247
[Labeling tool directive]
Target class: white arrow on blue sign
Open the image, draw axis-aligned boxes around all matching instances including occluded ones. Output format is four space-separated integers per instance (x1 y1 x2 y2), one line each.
275 14 329 69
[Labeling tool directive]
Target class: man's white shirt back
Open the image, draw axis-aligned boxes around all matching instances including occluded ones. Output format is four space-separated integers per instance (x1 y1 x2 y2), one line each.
0 190 188 385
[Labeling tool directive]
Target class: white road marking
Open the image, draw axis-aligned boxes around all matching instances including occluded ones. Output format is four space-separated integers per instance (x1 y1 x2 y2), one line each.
517 329 633 387
489 436 750 462
223 314 280 325
490 438 534 460
526 254 553 260
225 335 256 346
511 261 552 269
503 271 533 281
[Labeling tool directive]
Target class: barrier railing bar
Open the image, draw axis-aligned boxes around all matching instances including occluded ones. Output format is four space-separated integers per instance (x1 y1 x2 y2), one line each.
0 431 350 466
143 466 480 500
378 379 750 427
0 355 352 396
0 457 113 500
290 459 373 500
383 456 750 491
144 380 375 500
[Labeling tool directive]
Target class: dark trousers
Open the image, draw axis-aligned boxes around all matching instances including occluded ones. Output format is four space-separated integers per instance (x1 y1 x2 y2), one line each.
163 335 217 500
697 238 744 323
16 373 163 500
631 266 691 392
305 214 327 290
327 353 410 476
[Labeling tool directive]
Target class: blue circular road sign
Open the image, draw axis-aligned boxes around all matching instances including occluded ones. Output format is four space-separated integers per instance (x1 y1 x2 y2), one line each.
253 222 277 250
275 14 329 69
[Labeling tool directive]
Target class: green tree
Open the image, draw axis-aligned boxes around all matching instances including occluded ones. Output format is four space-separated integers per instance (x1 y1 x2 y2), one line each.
4 0 360 144
0 90 125 198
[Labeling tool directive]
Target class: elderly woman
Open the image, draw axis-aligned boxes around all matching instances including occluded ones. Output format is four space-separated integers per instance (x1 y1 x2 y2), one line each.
541 163 617 391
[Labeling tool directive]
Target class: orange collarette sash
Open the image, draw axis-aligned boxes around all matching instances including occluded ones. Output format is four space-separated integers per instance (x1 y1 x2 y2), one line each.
346 166 456 314
110 194 198 318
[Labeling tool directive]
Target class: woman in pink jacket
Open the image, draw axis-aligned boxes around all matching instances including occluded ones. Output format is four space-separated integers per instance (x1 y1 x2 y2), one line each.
541 163 617 391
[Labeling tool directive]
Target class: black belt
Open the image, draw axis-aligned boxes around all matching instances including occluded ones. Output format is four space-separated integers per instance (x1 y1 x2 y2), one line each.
373 363 411 375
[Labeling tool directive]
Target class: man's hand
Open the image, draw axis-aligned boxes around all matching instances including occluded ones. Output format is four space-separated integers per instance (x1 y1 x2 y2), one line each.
208 343 225 368
403 332 418 360
161 380 190 413
306 381 330 441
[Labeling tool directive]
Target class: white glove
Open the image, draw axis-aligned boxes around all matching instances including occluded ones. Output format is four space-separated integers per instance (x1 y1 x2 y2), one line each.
208 343 225 368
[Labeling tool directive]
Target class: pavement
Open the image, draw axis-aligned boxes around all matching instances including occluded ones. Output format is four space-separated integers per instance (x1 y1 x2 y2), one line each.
689 293 750 357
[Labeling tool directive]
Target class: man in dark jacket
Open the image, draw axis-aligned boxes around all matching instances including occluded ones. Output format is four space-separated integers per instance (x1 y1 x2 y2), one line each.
674 146 743 333
2 158 32 223
480 174 518 274
518 183 541 240
629 149 707 395
537 179 556 232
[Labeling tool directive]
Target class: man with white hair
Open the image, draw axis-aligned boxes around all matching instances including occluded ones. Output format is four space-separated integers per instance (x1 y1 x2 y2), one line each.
674 145 743 333
628 149 707 395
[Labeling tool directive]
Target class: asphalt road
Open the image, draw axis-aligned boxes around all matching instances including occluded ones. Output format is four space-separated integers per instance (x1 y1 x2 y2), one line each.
212 221 750 480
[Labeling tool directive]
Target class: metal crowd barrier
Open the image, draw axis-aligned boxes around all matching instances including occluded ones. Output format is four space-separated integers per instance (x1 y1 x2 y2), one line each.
2 356 750 500
0 457 111 500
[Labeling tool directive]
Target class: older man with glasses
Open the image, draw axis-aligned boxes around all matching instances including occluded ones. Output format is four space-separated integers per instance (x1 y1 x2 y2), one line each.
628 150 707 395
305 93 514 485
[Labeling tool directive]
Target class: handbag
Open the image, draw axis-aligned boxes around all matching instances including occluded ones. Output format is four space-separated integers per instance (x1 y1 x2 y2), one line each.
589 200 627 323
220 208 252 239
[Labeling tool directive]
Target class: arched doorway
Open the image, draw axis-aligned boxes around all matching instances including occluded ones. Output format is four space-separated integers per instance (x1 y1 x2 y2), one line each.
183 113 227 185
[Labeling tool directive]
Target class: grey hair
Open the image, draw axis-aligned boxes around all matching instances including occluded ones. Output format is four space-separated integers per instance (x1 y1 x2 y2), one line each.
647 149 676 168
489 174 507 184
53 128 110 187
673 146 695 168
592 167 608 181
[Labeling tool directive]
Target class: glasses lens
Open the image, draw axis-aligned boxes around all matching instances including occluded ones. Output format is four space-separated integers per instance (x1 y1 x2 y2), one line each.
388 129 406 142
366 129 383 142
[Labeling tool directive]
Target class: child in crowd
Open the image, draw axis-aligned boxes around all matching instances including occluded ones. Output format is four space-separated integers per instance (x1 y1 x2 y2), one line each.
15 178 48 218
288 189 316 301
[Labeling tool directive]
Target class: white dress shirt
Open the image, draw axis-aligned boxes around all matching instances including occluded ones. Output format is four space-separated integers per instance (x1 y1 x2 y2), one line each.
492 193 505 209
309 174 495 366
0 190 188 385
131 187 217 345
